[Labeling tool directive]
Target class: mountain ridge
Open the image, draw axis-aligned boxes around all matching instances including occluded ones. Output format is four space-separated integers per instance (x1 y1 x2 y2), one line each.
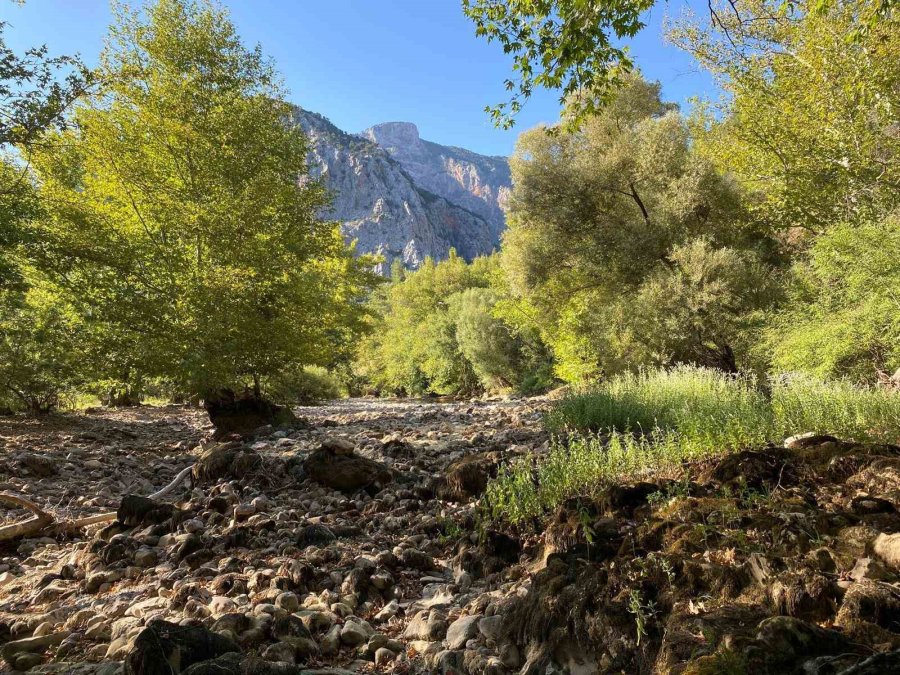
291 108 511 274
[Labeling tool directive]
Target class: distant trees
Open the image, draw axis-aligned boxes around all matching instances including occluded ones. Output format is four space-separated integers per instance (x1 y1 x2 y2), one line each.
356 252 552 396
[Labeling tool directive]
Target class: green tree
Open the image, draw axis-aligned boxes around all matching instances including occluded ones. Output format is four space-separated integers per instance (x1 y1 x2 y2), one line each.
502 74 777 381
765 212 900 381
465 0 897 129
29 0 377 403
671 0 900 236
452 287 522 389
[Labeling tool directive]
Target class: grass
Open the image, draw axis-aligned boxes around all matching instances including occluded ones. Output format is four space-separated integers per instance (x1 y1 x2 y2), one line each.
485 366 900 524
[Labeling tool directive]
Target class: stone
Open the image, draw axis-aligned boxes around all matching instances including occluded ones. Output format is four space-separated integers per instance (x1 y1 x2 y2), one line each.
374 600 399 623
374 647 395 667
20 453 57 477
404 610 449 641
123 619 240 675
871 533 900 571
302 446 392 493
399 548 434 571
275 591 300 613
340 620 369 647
134 548 158 568
262 641 296 664
320 625 341 655
445 615 481 650
477 615 503 642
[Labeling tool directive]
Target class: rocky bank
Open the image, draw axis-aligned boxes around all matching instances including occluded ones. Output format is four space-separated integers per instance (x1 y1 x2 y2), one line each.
0 400 899 674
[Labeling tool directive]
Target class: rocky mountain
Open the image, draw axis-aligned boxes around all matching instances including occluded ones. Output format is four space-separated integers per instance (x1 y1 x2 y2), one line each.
291 108 511 274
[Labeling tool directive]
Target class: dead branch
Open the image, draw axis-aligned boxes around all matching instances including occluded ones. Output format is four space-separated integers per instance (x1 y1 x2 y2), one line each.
0 463 194 542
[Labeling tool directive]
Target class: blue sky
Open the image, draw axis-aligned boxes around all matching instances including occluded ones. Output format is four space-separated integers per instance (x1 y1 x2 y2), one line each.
1 0 717 156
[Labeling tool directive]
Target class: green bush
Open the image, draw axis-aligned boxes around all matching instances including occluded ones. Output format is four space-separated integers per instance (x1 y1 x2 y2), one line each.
265 366 343 405
545 366 772 449
487 366 900 524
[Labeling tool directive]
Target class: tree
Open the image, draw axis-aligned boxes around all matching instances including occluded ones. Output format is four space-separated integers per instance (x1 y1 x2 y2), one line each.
29 0 377 406
452 287 523 389
671 0 900 236
1 8 91 284
764 212 900 381
501 74 777 381
465 0 898 128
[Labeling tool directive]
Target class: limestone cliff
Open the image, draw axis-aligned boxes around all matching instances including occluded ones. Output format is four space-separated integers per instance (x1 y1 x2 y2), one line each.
291 108 510 273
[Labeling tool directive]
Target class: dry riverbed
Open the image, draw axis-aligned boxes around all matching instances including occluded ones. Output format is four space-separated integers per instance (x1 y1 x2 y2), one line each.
1 399 900 674
0 398 549 674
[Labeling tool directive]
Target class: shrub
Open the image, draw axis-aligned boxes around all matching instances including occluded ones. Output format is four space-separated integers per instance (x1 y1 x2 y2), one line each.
487 366 900 524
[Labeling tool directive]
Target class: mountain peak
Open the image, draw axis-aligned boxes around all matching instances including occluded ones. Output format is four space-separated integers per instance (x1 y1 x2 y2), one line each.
362 121 420 149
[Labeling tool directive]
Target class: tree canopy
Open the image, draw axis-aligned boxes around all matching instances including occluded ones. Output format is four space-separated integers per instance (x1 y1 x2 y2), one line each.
25 0 377 400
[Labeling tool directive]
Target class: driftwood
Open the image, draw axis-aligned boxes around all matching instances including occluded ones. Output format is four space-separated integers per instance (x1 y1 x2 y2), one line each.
0 464 194 542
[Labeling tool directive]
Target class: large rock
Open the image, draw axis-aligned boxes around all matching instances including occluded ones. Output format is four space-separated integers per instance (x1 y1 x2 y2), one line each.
204 389 296 436
434 453 498 502
445 615 481 650
192 443 262 484
117 495 186 528
19 453 57 477
123 619 240 675
302 443 392 493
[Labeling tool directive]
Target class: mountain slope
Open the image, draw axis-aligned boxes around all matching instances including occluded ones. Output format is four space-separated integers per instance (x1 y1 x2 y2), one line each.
291 108 510 273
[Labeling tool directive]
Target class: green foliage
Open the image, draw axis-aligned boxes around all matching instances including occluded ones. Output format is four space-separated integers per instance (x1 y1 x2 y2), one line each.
357 252 553 396
502 74 777 382
764 213 900 380
672 0 900 235
265 365 344 405
0 276 86 412
487 366 900 523
27 0 378 398
462 0 654 128
771 374 900 443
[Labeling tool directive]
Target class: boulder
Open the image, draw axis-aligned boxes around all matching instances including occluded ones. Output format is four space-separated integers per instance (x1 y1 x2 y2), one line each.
192 443 262 483
434 453 499 502
204 389 297 437
118 495 186 528
123 619 240 675
19 453 57 477
302 444 392 493
445 615 480 650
